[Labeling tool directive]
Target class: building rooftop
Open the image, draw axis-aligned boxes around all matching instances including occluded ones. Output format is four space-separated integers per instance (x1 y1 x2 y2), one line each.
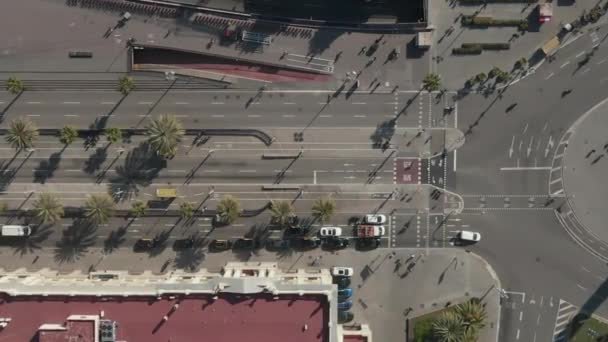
39 318 96 342
0 293 328 342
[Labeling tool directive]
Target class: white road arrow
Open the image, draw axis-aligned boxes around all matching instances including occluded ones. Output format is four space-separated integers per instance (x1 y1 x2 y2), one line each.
509 136 515 158
527 136 534 158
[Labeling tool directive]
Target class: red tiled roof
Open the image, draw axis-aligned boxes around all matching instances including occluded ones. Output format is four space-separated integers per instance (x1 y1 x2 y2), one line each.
0 293 328 342
39 320 95 342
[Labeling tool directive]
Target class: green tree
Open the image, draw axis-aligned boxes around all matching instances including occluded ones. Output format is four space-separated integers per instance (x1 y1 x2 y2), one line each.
84 194 115 225
515 57 528 69
6 117 38 151
312 196 336 223
105 128 123 145
32 193 64 224
179 202 195 220
475 72 487 83
0 202 7 215
6 77 24 94
146 114 185 159
488 67 502 79
454 299 487 337
130 201 147 218
433 311 465 342
216 195 240 224
422 73 442 92
269 200 295 227
59 125 78 145
118 76 135 95
496 70 510 83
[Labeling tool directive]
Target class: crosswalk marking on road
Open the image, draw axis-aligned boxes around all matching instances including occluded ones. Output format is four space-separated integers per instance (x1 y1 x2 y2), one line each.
553 300 578 341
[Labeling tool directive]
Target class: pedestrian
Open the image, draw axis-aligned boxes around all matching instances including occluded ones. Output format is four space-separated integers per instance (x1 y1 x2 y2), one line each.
359 46 367 55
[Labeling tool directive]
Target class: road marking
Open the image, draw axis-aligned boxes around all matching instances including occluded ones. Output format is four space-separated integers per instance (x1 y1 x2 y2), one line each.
64 114 79 117
211 114 225 118
282 114 295 118
582 266 590 272
351 102 367 105
62 101 80 104
598 58 607 65
519 311 523 321
545 72 554 80
319 114 333 118
27 114 40 117
203 170 220 173
175 102 189 105
100 101 116 105
575 51 586 58
354 115 366 118
500 166 551 171
137 101 153 105
581 68 591 75
576 283 587 291
318 102 328 105
211 102 225 105
26 101 41 104
560 61 570 69
247 115 262 118
516 329 520 340
239 170 257 173
283 102 296 105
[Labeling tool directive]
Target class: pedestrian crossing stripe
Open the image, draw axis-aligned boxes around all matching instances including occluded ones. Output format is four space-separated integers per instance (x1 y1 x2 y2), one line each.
553 299 578 342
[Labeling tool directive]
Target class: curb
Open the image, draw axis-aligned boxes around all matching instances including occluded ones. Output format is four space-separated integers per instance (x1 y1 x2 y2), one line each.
467 251 502 342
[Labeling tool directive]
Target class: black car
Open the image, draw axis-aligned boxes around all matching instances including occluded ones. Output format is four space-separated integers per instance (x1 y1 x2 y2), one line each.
209 239 232 252
292 237 321 250
323 237 350 250
355 237 381 250
284 226 309 237
338 311 354 324
233 238 258 250
266 238 290 251
173 238 195 250
134 238 160 252
334 276 351 289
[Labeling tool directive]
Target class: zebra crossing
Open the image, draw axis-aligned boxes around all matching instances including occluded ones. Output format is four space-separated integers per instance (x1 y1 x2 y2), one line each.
553 300 578 341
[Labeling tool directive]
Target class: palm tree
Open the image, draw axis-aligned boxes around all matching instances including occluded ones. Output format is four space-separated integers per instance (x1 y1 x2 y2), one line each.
216 195 240 224
433 311 465 342
6 117 38 151
6 77 24 94
84 194 115 225
145 114 185 159
179 202 195 220
454 299 487 336
0 202 7 215
105 128 123 145
59 125 78 145
31 193 64 224
269 200 294 226
118 76 135 95
312 196 336 223
422 73 441 92
130 201 147 218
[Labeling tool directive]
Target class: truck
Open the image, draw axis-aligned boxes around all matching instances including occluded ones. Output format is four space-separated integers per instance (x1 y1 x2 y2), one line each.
540 36 561 56
1 225 32 237
356 225 385 238
538 3 553 22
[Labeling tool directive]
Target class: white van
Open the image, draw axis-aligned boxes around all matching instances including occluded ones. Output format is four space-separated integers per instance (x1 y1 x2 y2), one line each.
1 225 32 237
457 230 481 242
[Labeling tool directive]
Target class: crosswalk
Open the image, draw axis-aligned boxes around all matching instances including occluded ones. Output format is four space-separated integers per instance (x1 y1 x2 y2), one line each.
553 300 578 341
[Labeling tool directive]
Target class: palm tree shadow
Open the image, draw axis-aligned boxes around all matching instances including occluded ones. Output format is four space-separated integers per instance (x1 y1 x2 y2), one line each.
0 91 24 123
53 219 98 264
33 152 61 184
107 143 164 201
174 247 206 272
11 223 54 256
83 148 108 175
147 229 171 257
103 227 127 254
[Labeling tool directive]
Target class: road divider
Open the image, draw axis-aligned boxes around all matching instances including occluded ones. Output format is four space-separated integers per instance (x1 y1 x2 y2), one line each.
261 185 301 191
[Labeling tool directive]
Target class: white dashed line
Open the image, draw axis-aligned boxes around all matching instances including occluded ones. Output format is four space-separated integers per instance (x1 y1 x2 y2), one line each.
26 101 41 104
598 59 607 65
575 51 586 58
100 101 116 105
282 114 296 118
62 101 80 105
560 62 570 69
27 114 40 117
351 102 367 105
319 115 333 118
283 102 296 105
137 101 153 105
239 170 257 173
211 114 225 118
247 115 262 118
211 102 225 105
545 73 554 80
354 115 366 118
64 114 79 117
175 102 189 105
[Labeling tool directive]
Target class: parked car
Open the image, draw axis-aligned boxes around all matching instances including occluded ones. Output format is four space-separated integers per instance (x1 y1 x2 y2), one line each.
335 276 351 289
457 230 481 242
332 267 354 277
355 238 380 250
266 238 290 251
292 237 321 250
364 214 387 224
338 311 354 323
173 237 195 250
356 225 385 238
338 300 353 310
338 288 353 299
134 238 159 252
233 238 258 250
285 226 309 237
323 237 350 250
209 239 232 252
319 226 342 237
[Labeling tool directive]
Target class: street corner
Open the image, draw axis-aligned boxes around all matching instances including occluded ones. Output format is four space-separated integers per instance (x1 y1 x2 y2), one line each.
443 128 466 153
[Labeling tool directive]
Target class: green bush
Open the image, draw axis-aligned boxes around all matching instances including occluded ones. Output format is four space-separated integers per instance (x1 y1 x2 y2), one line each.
453 47 483 55
462 15 527 27
413 317 435 342
461 43 482 49
481 43 511 50
472 16 494 25
518 21 529 31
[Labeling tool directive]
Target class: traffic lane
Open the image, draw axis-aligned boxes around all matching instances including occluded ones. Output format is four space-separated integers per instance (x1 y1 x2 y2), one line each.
460 210 608 317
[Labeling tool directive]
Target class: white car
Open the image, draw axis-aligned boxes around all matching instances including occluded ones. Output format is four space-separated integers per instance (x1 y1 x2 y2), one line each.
319 227 342 237
331 267 354 277
364 214 387 224
458 230 481 242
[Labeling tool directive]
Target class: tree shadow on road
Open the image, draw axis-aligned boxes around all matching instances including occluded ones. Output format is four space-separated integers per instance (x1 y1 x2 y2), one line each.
107 143 164 201
33 152 62 184
83 147 108 175
54 219 98 264
308 29 344 56
174 246 206 272
369 119 396 148
103 227 127 254
11 223 54 256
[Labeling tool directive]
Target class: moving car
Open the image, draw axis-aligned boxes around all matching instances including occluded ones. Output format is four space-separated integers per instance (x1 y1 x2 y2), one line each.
364 214 387 224
209 239 232 252
319 226 342 237
335 276 351 289
332 267 354 277
457 230 481 242
322 237 350 250
134 238 159 252
338 300 353 310
356 238 380 250
338 288 353 299
338 311 354 324
233 238 258 250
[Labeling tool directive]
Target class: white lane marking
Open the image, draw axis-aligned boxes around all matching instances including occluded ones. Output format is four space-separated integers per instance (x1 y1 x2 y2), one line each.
239 170 257 173
560 61 570 69
100 101 116 105
173 115 189 118
581 68 591 75
250 102 261 105
319 115 333 118
453 150 457 172
64 114 79 117
582 266 590 272
247 115 262 118
545 72 554 80
175 102 189 105
27 114 41 117
516 329 520 340
283 102 296 105
203 170 220 173
519 311 523 321
575 51 586 58
211 114 225 118
598 58 607 65
62 101 80 104
354 115 366 118
576 283 587 291
211 102 225 105
282 114 296 118
352 102 367 105
500 166 551 171
26 101 41 104
137 101 153 105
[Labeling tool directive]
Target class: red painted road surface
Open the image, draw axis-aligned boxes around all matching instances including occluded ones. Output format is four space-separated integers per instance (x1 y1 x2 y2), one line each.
394 158 420 184
0 294 328 342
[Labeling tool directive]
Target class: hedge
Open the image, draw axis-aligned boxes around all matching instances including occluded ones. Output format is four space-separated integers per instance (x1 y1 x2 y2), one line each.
462 15 527 27
456 43 510 54
453 47 483 55
480 43 510 50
